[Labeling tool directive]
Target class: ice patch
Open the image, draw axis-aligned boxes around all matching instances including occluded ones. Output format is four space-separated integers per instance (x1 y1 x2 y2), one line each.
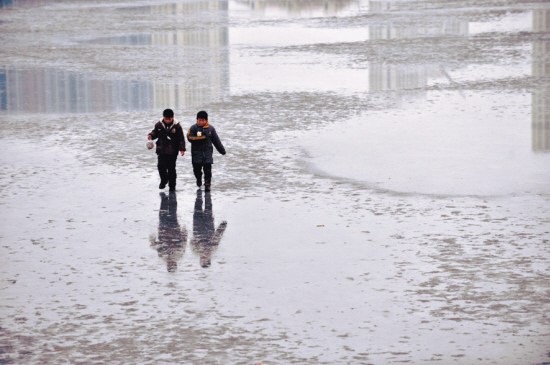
469 10 533 35
229 50 370 94
301 91 550 196
229 0 369 19
230 26 369 47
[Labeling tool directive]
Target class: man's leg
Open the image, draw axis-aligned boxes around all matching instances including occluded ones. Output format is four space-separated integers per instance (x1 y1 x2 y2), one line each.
193 163 203 187
167 155 177 191
203 163 212 190
157 155 168 189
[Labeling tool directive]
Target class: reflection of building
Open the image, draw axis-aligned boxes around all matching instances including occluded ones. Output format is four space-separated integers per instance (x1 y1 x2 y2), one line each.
0 0 54 8
369 64 429 92
151 27 230 110
368 1 468 97
0 0 14 7
0 1 230 114
532 9 550 151
0 68 152 113
148 2 230 110
1 0 82 8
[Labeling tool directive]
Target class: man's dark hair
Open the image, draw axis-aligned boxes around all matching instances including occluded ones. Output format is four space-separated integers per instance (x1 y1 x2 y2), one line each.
197 110 208 120
163 109 174 118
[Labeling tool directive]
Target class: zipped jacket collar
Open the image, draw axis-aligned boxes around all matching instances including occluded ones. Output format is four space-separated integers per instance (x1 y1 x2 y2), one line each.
159 118 180 129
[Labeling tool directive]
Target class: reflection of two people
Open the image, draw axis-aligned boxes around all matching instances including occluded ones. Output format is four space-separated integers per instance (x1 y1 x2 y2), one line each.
191 189 227 268
150 192 187 272
151 190 227 271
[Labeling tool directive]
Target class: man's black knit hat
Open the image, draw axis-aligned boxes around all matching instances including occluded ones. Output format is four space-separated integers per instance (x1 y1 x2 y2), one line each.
163 109 174 118
197 111 208 120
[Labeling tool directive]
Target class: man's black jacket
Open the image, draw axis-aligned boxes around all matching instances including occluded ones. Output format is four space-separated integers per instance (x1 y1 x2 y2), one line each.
187 122 226 164
149 119 186 156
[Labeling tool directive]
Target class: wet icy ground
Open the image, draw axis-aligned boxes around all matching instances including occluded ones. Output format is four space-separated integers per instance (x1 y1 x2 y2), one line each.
1 0 550 364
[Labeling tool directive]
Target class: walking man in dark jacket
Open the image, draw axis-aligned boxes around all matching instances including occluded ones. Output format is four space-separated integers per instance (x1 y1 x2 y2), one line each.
187 111 226 191
148 109 186 192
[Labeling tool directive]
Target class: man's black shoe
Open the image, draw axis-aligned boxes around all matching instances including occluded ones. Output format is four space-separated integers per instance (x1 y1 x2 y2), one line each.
204 184 211 192
159 182 166 189
169 186 176 192
196 179 202 187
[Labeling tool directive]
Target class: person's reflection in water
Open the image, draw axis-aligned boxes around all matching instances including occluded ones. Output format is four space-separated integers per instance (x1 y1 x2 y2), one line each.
150 192 187 272
191 189 227 268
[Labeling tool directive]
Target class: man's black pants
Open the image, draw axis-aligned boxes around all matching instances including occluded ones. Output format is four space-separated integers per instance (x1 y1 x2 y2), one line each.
193 163 212 186
158 154 178 188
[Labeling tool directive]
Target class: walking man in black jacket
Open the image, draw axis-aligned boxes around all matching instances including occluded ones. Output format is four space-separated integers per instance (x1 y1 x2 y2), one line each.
148 109 186 192
187 111 226 191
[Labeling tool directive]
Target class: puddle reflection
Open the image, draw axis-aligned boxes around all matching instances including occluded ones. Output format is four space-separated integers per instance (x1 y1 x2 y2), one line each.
120 1 228 17
150 192 187 273
0 63 228 113
532 9 550 152
0 0 15 7
85 34 154 46
0 68 153 113
85 29 229 47
1 1 230 114
368 0 469 98
0 0 62 8
232 0 488 19
191 190 227 268
235 0 363 17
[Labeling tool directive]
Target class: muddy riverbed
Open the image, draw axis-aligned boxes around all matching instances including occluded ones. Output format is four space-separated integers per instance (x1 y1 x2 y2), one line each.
1 0 549 364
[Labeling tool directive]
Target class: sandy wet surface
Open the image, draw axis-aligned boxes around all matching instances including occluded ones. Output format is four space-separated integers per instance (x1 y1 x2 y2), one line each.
1 0 550 364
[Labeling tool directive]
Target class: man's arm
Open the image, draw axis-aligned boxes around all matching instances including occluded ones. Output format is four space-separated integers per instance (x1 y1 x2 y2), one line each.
177 125 186 156
148 123 158 140
211 128 226 155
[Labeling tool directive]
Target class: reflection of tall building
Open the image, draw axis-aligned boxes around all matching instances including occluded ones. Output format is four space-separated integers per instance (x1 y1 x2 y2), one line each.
532 9 550 151
0 0 54 8
0 68 152 113
369 64 428 92
0 0 14 7
368 1 468 97
151 28 230 110
0 1 230 114
1 0 86 8
148 1 230 110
